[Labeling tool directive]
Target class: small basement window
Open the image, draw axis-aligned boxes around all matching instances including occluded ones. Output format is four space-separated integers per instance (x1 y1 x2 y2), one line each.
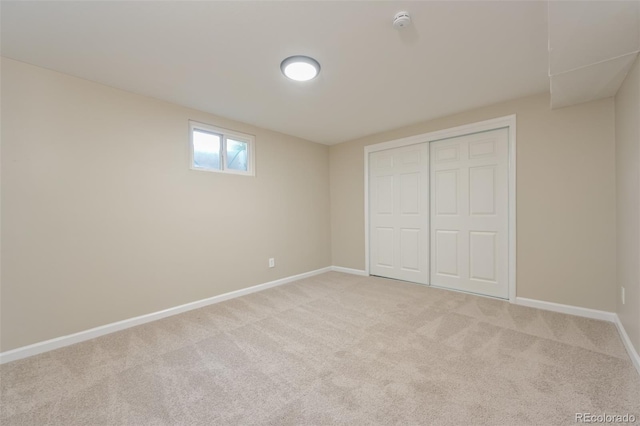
189 120 255 176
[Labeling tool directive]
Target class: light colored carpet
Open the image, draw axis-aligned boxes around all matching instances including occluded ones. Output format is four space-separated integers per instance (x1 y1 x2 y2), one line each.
1 272 639 425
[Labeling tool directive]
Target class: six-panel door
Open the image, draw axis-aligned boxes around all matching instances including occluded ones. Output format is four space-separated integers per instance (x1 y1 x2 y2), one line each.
369 144 430 284
429 128 509 299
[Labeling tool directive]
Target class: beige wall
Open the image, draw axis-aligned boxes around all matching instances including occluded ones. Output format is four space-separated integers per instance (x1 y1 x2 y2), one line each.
0 58 332 352
0 57 626 353
330 93 617 311
615 55 640 354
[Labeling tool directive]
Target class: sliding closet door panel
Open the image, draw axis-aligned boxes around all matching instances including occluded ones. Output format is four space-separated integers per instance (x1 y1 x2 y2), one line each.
430 128 509 298
369 144 429 284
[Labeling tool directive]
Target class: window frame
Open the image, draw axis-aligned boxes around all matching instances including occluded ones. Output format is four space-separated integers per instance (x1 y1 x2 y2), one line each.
189 120 255 176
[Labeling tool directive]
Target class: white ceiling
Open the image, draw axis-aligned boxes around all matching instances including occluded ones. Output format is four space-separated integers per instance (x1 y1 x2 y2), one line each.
1 1 551 145
5 1 638 144
548 0 640 109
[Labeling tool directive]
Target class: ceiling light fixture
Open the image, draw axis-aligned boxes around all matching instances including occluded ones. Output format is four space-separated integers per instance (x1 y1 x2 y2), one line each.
280 56 321 82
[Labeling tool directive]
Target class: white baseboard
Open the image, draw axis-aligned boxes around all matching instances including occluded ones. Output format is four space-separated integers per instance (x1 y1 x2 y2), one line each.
515 297 640 376
4 269 637 378
614 314 640 375
514 297 616 322
0 266 332 365
330 266 368 276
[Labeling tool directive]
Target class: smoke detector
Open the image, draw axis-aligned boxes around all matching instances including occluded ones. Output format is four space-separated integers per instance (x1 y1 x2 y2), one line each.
393 11 411 29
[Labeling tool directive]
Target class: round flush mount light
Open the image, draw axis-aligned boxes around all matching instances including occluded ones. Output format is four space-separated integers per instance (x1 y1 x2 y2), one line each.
280 55 321 81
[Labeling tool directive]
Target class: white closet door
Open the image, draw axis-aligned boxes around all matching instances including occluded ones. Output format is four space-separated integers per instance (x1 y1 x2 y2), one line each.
369 144 429 284
430 128 509 298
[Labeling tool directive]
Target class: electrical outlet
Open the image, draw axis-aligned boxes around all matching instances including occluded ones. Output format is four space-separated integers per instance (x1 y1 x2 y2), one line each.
268 258 275 268
621 287 625 305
